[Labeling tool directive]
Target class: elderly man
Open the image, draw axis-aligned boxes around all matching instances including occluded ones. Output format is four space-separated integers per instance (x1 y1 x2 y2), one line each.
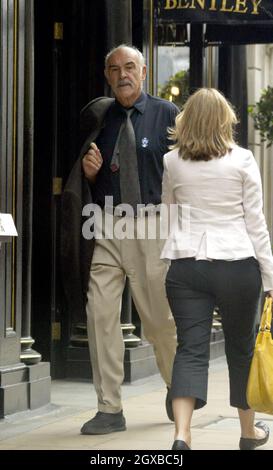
63 44 179 435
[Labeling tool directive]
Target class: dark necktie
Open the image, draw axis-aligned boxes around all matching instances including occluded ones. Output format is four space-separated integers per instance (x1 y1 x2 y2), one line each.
111 108 142 212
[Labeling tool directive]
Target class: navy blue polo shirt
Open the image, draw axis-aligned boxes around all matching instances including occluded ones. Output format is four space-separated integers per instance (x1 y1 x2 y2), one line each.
92 92 179 207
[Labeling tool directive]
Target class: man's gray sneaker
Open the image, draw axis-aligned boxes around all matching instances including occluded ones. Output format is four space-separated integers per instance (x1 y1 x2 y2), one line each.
80 411 126 435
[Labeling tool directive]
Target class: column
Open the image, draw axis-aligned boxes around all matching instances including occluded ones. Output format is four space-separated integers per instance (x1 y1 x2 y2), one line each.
189 24 204 93
120 278 141 347
20 0 41 365
0 0 50 417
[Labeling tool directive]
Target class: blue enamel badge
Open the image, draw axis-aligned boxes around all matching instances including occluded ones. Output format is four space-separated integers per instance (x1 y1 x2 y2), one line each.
141 137 149 148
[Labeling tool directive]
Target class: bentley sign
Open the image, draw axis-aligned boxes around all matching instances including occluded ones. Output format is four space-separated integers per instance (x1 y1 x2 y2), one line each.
158 0 273 23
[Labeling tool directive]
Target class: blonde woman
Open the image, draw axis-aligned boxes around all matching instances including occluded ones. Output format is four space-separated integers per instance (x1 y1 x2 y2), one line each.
161 88 273 450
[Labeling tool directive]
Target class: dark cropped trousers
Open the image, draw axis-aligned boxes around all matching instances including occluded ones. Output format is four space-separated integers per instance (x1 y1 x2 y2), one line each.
165 257 262 410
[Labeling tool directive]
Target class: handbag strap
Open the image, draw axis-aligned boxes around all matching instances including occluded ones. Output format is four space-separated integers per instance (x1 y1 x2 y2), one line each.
260 296 273 332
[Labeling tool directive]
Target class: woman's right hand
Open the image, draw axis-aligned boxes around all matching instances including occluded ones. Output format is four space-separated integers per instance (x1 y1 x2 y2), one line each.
82 142 103 183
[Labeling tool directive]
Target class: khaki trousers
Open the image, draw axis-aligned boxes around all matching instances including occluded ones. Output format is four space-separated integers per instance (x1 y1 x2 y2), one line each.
86 213 177 413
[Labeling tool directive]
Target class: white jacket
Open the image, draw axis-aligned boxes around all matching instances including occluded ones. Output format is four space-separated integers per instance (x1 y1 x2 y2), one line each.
160 145 273 291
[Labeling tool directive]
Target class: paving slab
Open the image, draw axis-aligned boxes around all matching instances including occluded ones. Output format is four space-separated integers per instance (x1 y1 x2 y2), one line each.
0 357 272 451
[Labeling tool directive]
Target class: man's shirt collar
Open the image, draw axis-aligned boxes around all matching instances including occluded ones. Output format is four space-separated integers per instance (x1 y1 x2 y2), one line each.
114 91 147 115
133 91 147 114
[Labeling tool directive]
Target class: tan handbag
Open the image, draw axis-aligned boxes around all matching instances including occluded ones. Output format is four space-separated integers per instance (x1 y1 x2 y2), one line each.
246 296 273 414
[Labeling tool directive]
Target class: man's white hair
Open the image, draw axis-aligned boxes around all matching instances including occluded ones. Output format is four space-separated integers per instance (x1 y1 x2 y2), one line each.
105 44 145 68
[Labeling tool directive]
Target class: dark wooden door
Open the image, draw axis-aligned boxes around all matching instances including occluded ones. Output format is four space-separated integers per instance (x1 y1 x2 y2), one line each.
32 0 107 377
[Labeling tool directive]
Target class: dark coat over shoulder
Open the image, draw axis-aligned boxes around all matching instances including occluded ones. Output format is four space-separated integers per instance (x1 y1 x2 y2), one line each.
61 97 114 322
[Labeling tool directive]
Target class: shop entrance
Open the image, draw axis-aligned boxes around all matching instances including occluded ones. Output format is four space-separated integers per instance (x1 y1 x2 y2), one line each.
31 0 143 379
32 0 106 377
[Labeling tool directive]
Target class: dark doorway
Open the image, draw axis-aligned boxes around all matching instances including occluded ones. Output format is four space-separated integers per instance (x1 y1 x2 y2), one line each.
32 0 107 377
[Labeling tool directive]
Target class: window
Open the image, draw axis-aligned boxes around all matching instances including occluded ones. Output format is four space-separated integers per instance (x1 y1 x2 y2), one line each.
157 24 189 108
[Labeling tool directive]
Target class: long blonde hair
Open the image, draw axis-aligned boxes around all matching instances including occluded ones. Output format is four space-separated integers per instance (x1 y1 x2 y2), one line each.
169 88 238 161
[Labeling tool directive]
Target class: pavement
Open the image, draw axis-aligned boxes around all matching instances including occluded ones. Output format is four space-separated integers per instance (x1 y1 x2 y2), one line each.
0 356 272 451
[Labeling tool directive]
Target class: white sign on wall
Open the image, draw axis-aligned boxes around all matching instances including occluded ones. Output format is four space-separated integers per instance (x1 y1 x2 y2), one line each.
0 213 18 242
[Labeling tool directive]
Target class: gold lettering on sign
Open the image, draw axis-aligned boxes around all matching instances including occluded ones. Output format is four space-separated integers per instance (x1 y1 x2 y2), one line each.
234 0 247 13
189 0 205 9
251 0 262 15
164 0 177 9
178 0 190 8
163 0 262 15
209 0 217 11
220 0 234 12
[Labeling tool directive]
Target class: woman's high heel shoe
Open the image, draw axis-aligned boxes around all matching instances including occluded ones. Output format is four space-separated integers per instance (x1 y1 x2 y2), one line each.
172 440 191 450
